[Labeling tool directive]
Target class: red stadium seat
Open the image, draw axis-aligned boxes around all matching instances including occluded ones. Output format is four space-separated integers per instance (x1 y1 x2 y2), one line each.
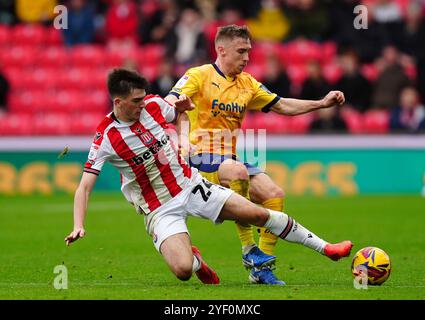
290 113 314 134
0 24 11 47
404 63 417 81
361 64 379 82
2 67 26 90
8 90 48 113
341 108 364 134
70 45 106 67
244 62 265 82
58 68 95 90
34 68 65 90
286 64 308 86
89 68 109 90
320 42 337 64
0 113 33 135
85 90 110 113
12 24 46 46
250 46 267 65
285 40 321 65
322 62 342 84
139 44 165 64
33 113 71 135
252 112 291 134
69 113 105 134
0 45 39 68
37 46 69 68
45 27 64 46
140 65 159 82
48 90 81 113
105 47 139 68
241 111 256 130
14 68 59 91
363 109 389 134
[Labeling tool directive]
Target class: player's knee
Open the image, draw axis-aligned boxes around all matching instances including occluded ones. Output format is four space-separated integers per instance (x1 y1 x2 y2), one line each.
247 208 269 227
219 161 249 185
173 264 193 281
268 186 285 199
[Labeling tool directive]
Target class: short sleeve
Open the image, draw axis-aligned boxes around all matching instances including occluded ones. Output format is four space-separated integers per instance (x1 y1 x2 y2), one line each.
84 139 110 175
247 76 281 113
144 95 177 124
168 68 202 98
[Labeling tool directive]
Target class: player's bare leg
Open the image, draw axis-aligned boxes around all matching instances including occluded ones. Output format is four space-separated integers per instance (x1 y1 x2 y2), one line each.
218 160 277 275
160 233 219 284
219 193 353 261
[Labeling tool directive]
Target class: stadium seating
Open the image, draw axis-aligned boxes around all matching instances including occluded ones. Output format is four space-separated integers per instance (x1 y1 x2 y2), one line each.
0 24 10 45
11 24 46 46
341 108 364 134
0 22 418 135
252 112 292 134
363 109 390 134
69 113 106 134
32 113 71 135
0 113 33 135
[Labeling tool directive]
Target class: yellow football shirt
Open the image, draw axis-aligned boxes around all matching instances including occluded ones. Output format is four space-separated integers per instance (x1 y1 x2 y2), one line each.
169 63 280 155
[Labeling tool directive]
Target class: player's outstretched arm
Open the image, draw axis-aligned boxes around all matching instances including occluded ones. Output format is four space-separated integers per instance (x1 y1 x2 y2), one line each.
65 172 98 246
270 91 345 116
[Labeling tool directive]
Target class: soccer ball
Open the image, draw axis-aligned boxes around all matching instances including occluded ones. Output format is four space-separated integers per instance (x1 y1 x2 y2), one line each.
351 247 391 285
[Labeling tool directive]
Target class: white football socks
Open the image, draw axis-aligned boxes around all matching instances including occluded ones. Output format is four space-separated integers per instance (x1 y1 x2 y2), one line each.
192 255 201 273
242 243 257 255
264 209 327 254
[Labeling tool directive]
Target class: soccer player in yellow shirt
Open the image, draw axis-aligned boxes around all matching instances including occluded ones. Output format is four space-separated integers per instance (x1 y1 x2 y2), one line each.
165 25 345 285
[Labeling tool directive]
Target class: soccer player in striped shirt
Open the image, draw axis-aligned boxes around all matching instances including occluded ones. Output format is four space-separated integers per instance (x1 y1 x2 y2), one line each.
65 69 352 285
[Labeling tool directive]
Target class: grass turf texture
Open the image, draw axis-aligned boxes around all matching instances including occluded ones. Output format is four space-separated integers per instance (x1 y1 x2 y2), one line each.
0 193 424 300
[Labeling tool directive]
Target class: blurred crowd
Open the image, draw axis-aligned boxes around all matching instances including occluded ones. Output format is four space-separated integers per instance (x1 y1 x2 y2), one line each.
0 0 424 134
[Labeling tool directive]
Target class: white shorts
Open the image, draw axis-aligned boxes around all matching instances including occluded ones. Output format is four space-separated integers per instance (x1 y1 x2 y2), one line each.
143 173 234 252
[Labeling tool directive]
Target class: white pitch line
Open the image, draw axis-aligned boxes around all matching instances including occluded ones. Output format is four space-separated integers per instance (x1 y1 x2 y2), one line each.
1 283 425 289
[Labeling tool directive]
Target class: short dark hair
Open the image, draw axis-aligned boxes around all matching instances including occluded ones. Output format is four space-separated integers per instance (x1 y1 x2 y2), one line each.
215 25 251 44
107 69 149 98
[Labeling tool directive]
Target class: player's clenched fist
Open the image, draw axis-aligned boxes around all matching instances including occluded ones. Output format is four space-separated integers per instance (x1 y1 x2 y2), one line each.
174 94 195 112
321 91 345 109
65 228 86 246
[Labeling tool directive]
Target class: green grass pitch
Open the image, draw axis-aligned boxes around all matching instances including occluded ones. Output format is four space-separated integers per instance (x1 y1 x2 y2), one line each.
0 193 424 300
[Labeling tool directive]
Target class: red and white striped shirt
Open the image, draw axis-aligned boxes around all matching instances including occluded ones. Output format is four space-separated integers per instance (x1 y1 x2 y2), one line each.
84 95 193 214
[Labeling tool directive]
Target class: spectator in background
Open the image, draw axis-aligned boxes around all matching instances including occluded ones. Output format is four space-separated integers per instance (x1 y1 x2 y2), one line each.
247 0 290 42
309 107 348 134
370 0 402 24
262 53 291 98
348 2 388 63
0 70 10 114
327 0 360 48
372 46 411 109
395 1 425 103
139 0 178 44
62 0 95 47
105 0 139 47
166 7 208 66
390 86 425 133
0 0 16 25
285 0 329 41
299 60 330 100
336 50 371 113
149 60 179 97
16 0 57 24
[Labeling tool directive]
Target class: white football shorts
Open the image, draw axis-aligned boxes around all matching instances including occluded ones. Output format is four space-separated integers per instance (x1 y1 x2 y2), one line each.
141 173 234 252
